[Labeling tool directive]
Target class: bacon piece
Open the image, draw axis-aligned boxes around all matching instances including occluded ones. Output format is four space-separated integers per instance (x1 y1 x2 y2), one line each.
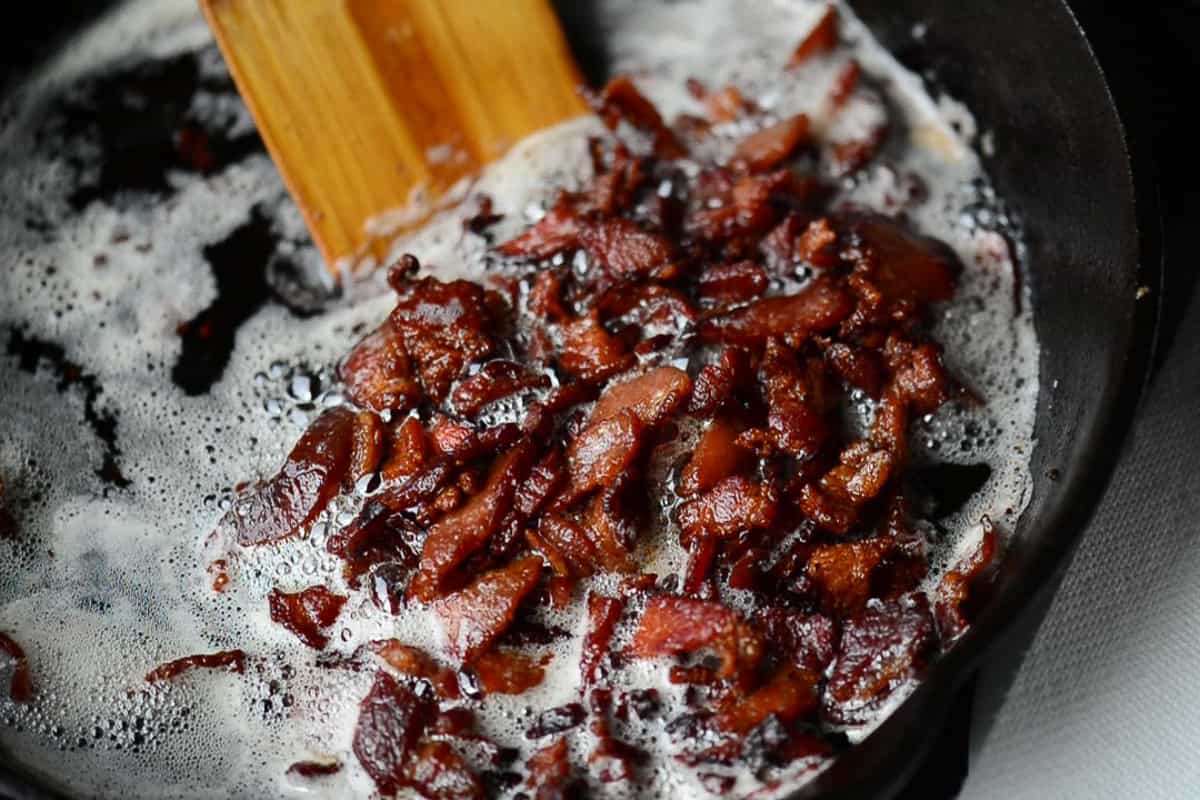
496 195 582 260
698 277 853 347
218 407 356 547
935 518 1001 642
515 449 566 520
530 513 599 578
580 488 641 574
678 416 751 497
388 275 494 402
432 556 543 665
748 340 832 460
349 411 385 485
870 384 909 464
353 671 437 796
268 586 347 650
806 538 892 616
696 82 756 123
627 596 762 680
828 59 861 109
0 632 33 702
145 650 246 683
824 594 936 725
595 75 686 159
381 416 427 482
451 360 550 418
698 260 769 304
787 5 839 68
688 170 819 245
678 476 778 542
526 738 575 799
581 593 625 685
821 446 894 506
589 366 693 429
689 348 750 417
796 217 839 268
472 648 549 695
559 311 634 383
824 341 883 398
713 664 819 733
734 114 811 173
340 320 421 413
369 640 460 699
579 218 678 280
754 608 837 677
588 140 651 215
405 740 484 799
286 760 342 779
884 336 951 415
528 269 569 322
562 411 644 505
842 214 961 306
410 441 536 601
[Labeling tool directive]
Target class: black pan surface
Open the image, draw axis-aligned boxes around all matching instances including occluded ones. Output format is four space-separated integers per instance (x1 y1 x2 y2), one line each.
0 1 1162 798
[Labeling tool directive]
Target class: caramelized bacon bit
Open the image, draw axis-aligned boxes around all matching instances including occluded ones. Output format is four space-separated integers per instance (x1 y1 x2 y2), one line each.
286 760 342 779
679 416 751 497
526 738 574 799
698 83 757 123
627 596 762 680
388 275 495 402
698 260 769 303
432 556 543 665
884 336 951 415
824 341 884 398
472 648 549 695
218 407 356 547
349 411 385 485
821 447 894 505
787 5 839 68
369 640 461 699
563 411 644 505
515 449 566 520
596 75 686 159
353 671 436 796
689 348 750 417
589 366 693 429
268 586 347 650
579 217 678 279
806 538 892 616
145 650 246 684
713 664 819 733
824 594 936 725
828 59 861 109
698 278 853 347
406 740 484 800
497 195 582 260
580 488 641 574
678 476 778 542
559 311 634 383
340 320 421 413
381 416 427 482
581 593 625 685
842 214 961 306
530 513 599 578
410 441 536 601
796 218 839 268
935 518 1001 642
452 360 551 418
734 114 811 173
0 632 33 702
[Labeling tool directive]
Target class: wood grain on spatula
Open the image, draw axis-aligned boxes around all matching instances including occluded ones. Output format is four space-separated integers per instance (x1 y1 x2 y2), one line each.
200 0 588 274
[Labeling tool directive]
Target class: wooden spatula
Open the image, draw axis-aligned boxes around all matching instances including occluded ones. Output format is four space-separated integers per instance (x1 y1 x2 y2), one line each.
200 0 589 275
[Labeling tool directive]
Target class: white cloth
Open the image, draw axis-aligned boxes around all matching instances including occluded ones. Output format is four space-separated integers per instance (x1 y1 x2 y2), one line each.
962 289 1200 799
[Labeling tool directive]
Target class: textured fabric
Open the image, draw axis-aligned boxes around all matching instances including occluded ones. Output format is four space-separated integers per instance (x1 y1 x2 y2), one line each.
962 291 1200 799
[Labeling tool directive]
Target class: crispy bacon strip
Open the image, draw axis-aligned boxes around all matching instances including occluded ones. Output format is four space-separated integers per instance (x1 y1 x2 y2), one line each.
145 650 246 684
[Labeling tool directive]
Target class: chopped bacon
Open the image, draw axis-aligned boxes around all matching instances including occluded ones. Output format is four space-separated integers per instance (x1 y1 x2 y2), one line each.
410 441 536 601
340 320 421 413
145 650 246 683
353 671 437 796
268 586 347 650
558 311 634 383
349 410 385 485
528 268 569 322
515 449 566 520
589 366 693 429
627 596 762 680
562 410 644 505
678 476 778 542
286 760 342 779
678 416 751 497
530 513 599 578
526 738 575 799
696 82 757 123
472 648 549 695
595 75 686 159
369 640 460 699
432 556 543 665
580 487 641 574
787 5 839 68
451 360 550 418
796 217 839 268
218 407 356 546
884 335 951 415
806 538 892 616
842 214 961 306
824 341 884 398
935 518 1001 642
497 195 582 260
0 632 33 702
820 446 894 505
698 277 853 347
388 274 495 402
381 416 427 482
579 217 678 280
405 740 484 799
755 608 837 677
824 594 936 725
698 260 769 303
733 114 811 173
689 348 750 417
581 593 625 685
828 59 861 109
713 664 819 733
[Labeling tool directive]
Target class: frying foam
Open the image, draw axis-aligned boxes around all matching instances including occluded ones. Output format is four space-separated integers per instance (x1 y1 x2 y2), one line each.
0 1 1038 797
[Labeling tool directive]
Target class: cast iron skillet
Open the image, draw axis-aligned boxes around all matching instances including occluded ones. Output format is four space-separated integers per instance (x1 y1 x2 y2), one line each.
0 1 1162 797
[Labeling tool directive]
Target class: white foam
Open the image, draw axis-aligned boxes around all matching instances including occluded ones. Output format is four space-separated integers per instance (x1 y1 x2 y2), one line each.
0 1 1037 798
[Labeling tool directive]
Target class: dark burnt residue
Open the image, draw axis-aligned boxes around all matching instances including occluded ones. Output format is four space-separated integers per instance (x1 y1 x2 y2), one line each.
6 327 130 489
48 46 263 210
